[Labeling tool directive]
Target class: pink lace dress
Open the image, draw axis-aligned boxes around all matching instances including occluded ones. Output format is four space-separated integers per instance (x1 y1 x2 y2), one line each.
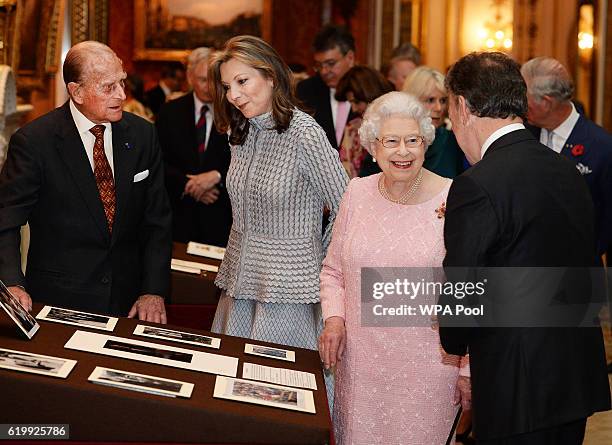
321 173 466 445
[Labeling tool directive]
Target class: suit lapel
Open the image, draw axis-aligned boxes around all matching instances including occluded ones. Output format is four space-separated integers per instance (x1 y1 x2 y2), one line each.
185 95 198 153
110 118 138 246
55 103 109 241
562 115 586 157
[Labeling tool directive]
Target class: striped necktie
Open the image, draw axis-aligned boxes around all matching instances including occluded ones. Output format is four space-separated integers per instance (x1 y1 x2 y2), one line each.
196 105 208 153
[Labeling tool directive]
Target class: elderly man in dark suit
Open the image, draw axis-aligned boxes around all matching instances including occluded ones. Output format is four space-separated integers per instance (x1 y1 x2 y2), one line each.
521 57 612 259
156 47 231 247
439 51 610 444
296 25 355 149
0 41 172 322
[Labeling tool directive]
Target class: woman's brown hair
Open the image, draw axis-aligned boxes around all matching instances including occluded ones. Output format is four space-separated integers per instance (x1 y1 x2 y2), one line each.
335 65 394 104
209 35 297 145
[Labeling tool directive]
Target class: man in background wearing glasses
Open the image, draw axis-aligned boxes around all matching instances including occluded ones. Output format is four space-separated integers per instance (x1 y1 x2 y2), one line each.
296 25 355 150
0 41 172 322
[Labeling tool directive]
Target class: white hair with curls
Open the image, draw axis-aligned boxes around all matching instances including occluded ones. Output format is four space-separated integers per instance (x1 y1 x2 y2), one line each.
358 91 435 154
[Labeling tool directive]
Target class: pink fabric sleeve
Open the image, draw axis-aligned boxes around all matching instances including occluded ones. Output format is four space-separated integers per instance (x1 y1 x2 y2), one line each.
320 179 354 322
459 354 470 377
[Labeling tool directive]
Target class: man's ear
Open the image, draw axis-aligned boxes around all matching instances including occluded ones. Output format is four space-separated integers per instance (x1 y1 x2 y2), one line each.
67 82 83 104
345 50 355 66
457 96 471 125
541 95 555 111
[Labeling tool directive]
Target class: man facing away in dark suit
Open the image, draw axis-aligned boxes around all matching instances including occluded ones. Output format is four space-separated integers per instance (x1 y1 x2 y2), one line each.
0 41 172 322
439 51 610 444
156 47 232 247
144 63 186 117
296 24 355 149
520 57 612 260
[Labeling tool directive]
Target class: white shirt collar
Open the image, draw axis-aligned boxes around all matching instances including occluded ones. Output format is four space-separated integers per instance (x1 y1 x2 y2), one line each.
69 99 112 136
542 103 579 153
193 92 212 122
553 103 580 140
159 80 172 97
481 123 525 158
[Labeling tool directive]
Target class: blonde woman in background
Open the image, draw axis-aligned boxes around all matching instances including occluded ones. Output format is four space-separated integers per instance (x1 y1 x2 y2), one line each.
403 66 464 178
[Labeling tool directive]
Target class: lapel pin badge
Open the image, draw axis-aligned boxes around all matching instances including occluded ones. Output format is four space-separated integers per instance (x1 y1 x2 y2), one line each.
124 142 133 150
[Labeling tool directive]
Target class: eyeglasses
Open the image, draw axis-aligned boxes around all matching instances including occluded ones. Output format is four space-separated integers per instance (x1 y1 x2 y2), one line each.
313 58 340 72
376 135 425 149
80 79 126 96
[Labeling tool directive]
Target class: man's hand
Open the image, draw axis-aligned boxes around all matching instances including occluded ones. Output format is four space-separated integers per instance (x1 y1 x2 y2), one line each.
198 187 220 205
453 375 472 410
128 294 167 324
184 171 221 200
7 286 32 312
318 316 346 370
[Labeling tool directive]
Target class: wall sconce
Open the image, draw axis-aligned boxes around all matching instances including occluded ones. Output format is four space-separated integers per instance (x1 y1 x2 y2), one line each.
578 4 594 52
477 0 512 51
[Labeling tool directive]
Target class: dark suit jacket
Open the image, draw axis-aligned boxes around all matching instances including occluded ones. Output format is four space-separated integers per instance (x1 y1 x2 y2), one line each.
296 75 351 149
144 85 166 116
0 103 172 316
526 117 612 256
439 129 610 440
156 93 232 247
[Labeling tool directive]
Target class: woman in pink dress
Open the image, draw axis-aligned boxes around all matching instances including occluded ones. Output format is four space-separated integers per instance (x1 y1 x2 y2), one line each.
319 92 470 444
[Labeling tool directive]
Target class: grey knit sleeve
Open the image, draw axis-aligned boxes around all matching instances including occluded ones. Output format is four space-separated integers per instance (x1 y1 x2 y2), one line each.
299 123 349 251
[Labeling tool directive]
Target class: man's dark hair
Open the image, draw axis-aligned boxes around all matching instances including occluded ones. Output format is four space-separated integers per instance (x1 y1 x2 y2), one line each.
445 51 527 119
335 65 394 103
312 24 355 55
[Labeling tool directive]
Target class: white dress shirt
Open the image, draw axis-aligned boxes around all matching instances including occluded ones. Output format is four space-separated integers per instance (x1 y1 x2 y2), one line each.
481 123 526 159
329 88 349 143
193 93 213 147
540 103 579 153
69 100 114 175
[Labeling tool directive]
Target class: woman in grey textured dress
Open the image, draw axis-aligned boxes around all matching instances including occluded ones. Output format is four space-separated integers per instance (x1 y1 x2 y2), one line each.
208 36 349 351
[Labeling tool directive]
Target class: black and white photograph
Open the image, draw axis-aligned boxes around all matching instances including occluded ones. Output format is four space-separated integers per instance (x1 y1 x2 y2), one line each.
133 324 221 349
36 305 118 331
0 280 39 339
64 330 238 376
104 339 194 363
244 343 295 362
0 348 76 378
186 241 226 260
213 376 315 414
88 366 194 398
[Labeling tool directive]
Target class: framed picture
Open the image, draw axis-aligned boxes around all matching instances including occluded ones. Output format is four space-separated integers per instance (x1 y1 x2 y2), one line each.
36 305 118 332
134 0 272 62
0 348 76 378
15 0 65 92
213 376 315 414
0 280 39 339
89 366 194 398
133 324 221 349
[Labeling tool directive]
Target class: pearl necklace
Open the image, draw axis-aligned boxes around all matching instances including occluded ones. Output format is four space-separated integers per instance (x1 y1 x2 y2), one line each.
378 169 423 205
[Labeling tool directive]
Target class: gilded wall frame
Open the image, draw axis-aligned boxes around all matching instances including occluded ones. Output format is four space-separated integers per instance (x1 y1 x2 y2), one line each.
15 0 65 92
133 0 272 62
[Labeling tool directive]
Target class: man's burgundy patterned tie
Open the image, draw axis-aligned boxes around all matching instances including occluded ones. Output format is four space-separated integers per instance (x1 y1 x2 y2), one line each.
196 104 208 153
89 125 116 233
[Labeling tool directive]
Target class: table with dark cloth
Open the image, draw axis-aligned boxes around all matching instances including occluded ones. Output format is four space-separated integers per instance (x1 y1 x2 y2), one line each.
168 242 222 330
0 304 331 444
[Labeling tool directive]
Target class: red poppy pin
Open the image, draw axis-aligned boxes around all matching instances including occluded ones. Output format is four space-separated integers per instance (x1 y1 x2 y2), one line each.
435 202 446 219
571 144 585 156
